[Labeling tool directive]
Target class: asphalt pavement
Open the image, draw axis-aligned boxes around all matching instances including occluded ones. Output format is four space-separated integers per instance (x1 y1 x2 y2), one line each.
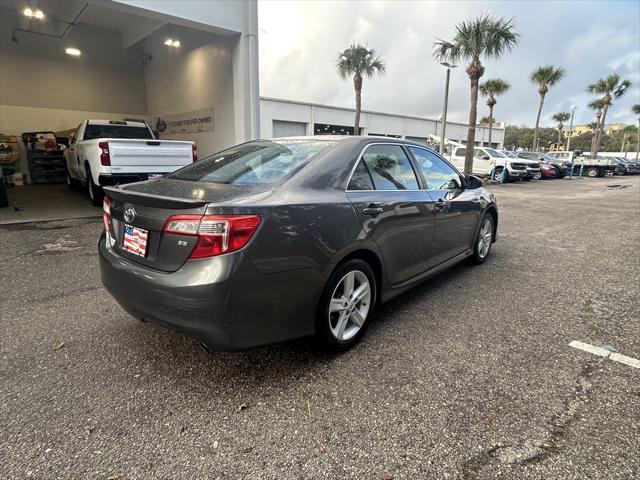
1 176 639 479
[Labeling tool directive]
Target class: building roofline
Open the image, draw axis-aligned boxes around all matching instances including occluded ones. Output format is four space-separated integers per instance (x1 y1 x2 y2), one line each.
259 96 504 130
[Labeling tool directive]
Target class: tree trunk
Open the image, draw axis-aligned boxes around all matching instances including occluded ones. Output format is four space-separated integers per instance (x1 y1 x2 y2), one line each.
353 74 362 135
636 118 639 161
557 128 562 149
533 92 545 151
488 105 494 147
592 103 609 158
464 77 480 174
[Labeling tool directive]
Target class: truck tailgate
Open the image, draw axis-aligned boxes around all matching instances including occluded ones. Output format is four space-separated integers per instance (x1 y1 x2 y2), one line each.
107 139 192 172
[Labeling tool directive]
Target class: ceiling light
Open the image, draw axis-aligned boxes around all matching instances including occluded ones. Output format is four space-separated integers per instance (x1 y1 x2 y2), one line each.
65 47 81 56
164 38 173 46
23 7 45 19
171 40 180 48
164 38 180 48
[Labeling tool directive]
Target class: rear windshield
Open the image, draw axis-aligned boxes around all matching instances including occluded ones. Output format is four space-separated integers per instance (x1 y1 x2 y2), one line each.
169 140 337 185
83 124 153 140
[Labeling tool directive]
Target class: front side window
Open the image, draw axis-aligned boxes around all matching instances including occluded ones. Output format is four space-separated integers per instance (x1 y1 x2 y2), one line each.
359 144 419 190
454 148 466 157
409 147 462 190
170 139 337 185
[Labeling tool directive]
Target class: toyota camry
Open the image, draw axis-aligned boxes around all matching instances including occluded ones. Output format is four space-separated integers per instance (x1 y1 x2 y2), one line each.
100 136 498 350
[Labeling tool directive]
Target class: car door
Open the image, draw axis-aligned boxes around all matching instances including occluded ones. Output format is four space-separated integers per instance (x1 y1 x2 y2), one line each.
346 143 436 286
407 147 481 269
472 148 493 175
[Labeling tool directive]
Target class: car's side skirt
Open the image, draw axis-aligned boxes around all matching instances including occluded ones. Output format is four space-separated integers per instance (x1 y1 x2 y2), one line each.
380 249 474 303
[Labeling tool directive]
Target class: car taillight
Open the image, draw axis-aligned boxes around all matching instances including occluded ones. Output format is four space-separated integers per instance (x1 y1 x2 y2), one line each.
102 196 111 232
192 144 198 162
163 214 261 259
99 141 110 166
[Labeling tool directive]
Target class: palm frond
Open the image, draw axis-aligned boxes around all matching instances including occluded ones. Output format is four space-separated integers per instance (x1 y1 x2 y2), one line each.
337 43 386 79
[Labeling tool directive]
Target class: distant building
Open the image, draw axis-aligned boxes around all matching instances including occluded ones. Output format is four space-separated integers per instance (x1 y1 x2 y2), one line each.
571 123 630 136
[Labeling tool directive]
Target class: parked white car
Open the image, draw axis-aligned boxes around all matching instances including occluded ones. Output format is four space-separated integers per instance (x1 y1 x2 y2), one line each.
65 120 196 205
500 150 541 181
449 146 528 181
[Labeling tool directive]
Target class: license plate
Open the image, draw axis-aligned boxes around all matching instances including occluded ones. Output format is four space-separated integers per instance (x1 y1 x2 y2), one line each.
122 224 148 257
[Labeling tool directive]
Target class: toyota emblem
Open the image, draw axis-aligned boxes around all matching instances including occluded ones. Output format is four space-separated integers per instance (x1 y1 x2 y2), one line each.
124 207 136 223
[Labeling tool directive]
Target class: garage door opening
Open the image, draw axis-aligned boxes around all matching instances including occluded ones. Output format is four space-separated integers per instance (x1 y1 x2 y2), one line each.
0 0 258 224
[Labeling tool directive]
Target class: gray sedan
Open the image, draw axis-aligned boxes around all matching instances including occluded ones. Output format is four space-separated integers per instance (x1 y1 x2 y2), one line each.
99 136 498 350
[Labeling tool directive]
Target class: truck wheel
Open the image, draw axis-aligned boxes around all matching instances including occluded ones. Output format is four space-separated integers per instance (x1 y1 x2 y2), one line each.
86 168 103 206
586 167 599 178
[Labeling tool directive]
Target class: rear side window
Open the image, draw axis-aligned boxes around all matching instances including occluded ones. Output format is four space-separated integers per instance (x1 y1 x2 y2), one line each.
347 160 374 190
83 125 153 140
409 147 462 190
359 144 419 190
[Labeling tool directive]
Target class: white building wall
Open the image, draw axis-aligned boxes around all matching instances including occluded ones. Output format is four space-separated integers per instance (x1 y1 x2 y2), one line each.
259 97 505 148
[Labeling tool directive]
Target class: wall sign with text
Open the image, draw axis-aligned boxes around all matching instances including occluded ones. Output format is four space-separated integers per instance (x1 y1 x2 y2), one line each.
155 108 214 135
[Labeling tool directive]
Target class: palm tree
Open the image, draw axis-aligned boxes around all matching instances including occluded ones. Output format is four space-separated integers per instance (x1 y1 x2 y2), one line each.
530 66 565 150
433 14 519 174
588 99 605 155
620 125 636 152
337 44 386 134
479 78 510 147
587 73 631 158
551 112 571 149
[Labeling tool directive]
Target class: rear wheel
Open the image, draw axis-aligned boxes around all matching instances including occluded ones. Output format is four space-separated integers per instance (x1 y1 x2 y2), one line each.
316 259 376 350
472 214 494 264
86 168 103 206
586 167 599 178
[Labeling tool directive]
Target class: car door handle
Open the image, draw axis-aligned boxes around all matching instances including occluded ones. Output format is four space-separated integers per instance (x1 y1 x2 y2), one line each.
434 201 447 211
362 203 383 216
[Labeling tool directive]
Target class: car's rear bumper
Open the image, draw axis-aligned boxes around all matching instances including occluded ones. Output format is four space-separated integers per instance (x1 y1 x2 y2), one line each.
99 233 321 350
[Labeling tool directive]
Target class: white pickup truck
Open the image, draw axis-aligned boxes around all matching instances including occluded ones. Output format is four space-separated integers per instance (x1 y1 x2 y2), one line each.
449 146 529 181
64 120 196 205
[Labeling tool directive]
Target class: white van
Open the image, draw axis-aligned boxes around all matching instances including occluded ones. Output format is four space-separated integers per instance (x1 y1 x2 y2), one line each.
449 146 528 181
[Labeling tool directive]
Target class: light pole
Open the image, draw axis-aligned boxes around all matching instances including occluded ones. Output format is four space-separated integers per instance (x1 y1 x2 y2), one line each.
566 105 576 151
567 106 577 179
439 62 457 155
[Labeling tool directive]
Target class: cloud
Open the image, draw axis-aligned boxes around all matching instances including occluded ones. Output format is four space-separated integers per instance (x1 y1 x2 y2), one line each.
258 0 640 127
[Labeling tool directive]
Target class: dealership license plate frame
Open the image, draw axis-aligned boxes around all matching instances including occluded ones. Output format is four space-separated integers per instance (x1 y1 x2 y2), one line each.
122 224 149 257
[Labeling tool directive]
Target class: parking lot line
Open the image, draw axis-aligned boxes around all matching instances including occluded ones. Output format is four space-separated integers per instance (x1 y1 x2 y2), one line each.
569 341 640 369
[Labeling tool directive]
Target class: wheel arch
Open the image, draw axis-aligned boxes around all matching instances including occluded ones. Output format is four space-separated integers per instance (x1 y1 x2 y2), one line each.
484 204 498 242
331 248 384 304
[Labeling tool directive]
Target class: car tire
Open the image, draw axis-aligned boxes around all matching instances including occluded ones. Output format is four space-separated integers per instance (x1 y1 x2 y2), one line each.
472 214 494 264
586 167 599 178
316 259 376 350
86 168 103 206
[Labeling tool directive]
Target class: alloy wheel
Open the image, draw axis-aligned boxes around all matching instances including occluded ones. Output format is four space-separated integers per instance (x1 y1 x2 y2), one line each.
477 218 493 259
328 270 371 341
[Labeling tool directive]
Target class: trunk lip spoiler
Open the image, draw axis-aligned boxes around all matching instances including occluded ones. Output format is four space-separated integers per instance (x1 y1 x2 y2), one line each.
103 186 209 209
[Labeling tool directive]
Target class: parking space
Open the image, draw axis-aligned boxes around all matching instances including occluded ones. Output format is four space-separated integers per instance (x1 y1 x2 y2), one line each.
1 176 638 479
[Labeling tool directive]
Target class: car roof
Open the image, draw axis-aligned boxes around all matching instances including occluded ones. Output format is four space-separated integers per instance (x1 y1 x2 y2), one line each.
264 135 437 149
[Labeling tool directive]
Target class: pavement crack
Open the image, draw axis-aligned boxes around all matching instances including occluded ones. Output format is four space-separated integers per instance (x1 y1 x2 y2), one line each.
458 360 599 478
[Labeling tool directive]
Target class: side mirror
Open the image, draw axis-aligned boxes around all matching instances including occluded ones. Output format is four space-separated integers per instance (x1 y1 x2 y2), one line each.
465 175 483 189
482 155 490 160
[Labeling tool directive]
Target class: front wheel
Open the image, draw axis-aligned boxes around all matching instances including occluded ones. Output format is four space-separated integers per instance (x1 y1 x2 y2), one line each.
472 214 494 264
316 259 376 350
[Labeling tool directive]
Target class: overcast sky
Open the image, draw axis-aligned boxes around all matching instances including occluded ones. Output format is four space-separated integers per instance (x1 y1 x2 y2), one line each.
258 0 640 127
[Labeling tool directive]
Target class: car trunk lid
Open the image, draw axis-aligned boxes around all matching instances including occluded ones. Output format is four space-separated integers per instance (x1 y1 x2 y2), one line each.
104 139 193 175
103 180 269 272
